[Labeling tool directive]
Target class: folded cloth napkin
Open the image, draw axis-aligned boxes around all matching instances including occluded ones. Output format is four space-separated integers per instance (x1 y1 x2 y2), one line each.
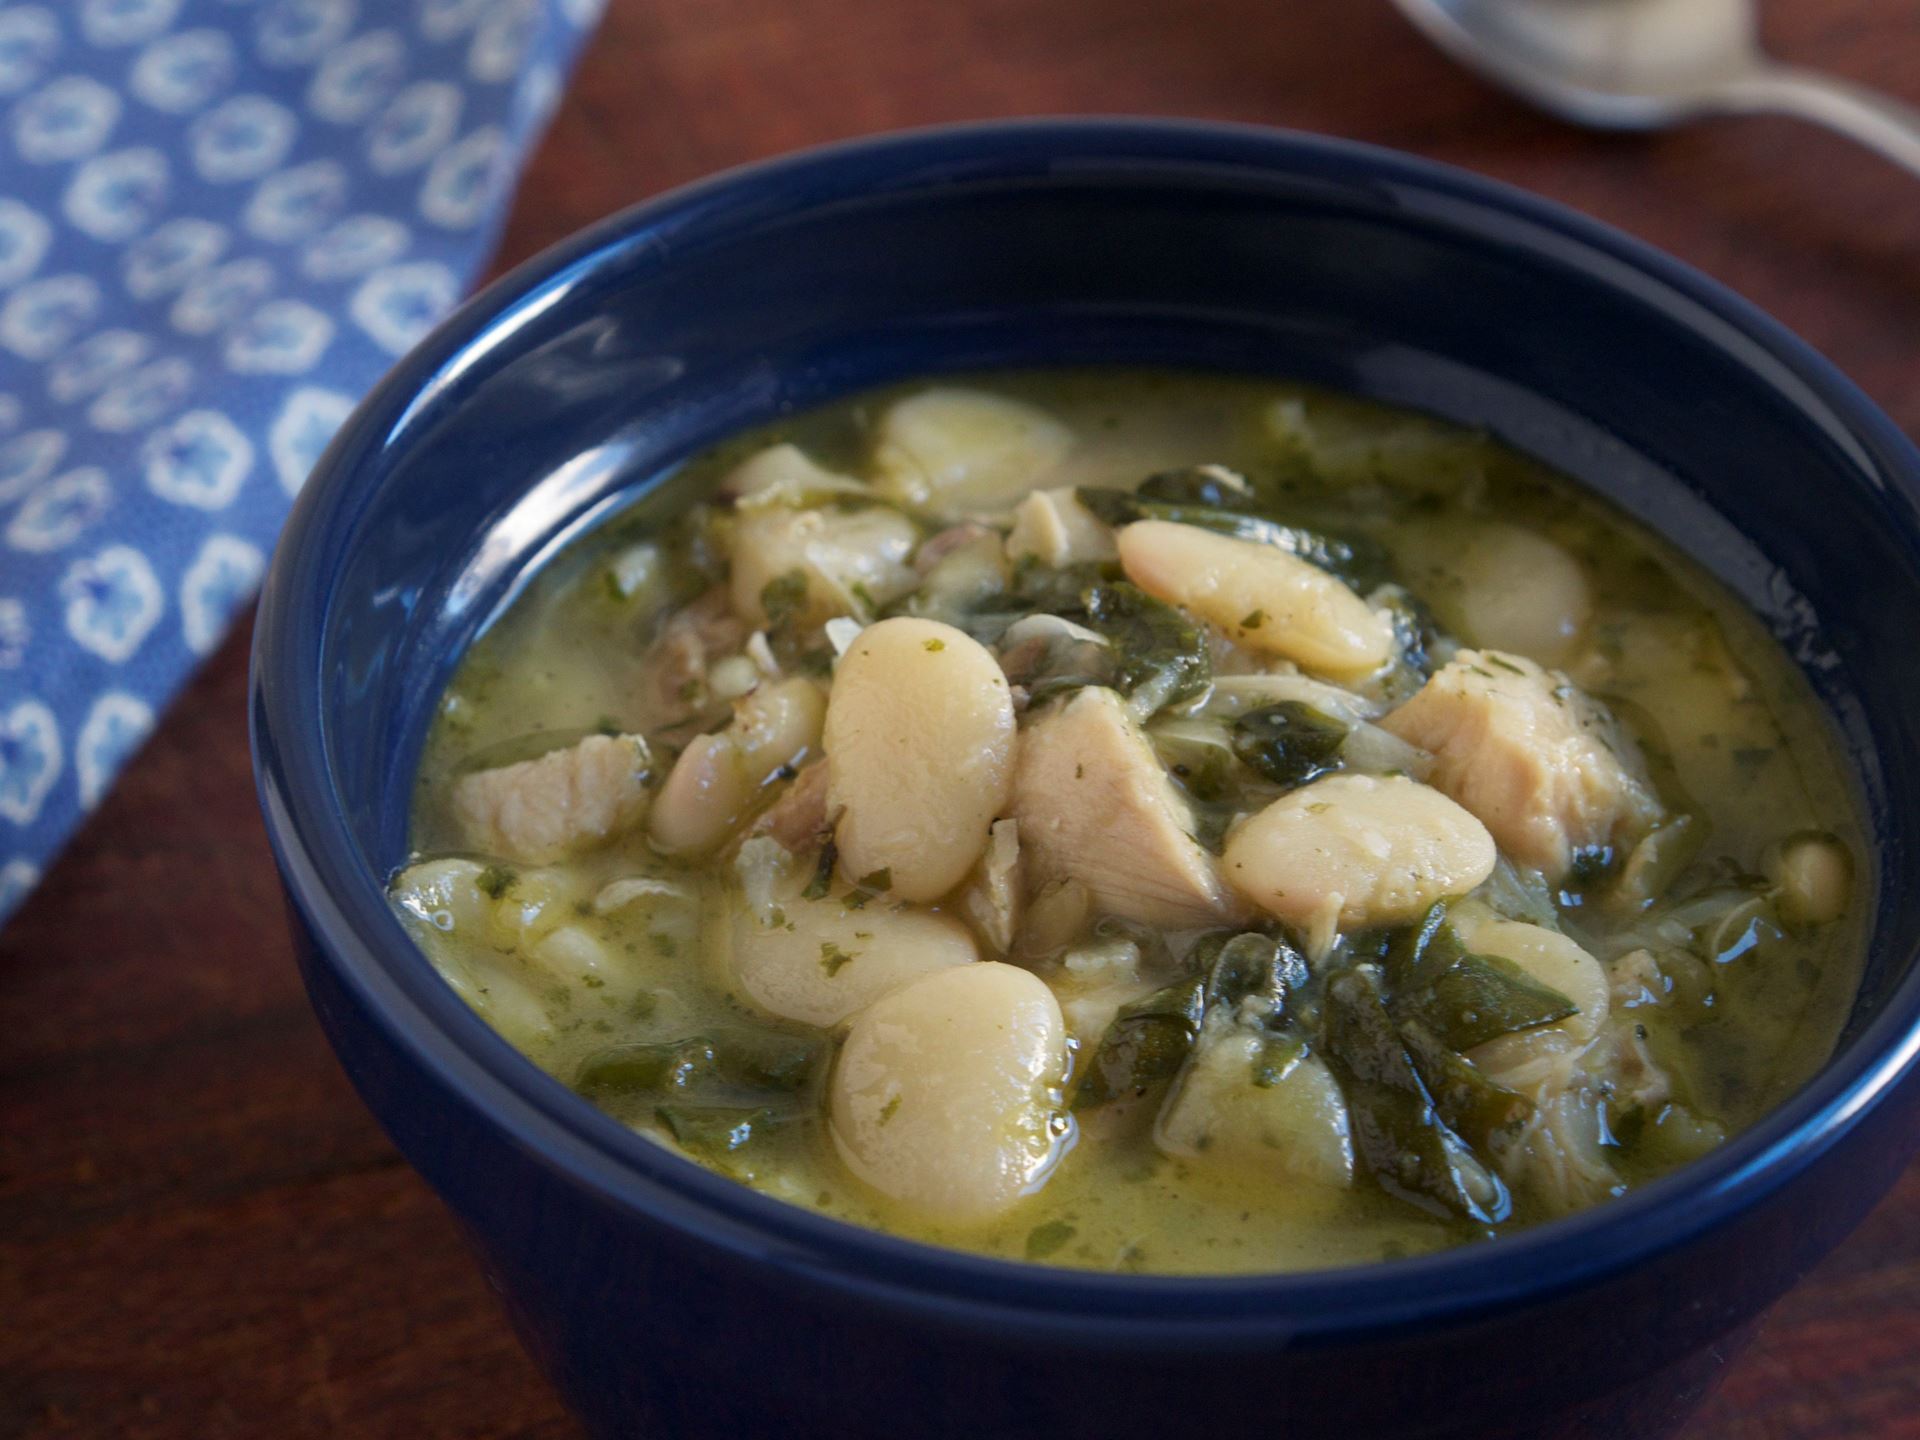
0 0 603 928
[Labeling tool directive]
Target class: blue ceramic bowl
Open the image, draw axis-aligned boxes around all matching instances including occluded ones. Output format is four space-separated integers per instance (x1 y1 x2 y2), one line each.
251 120 1920 1440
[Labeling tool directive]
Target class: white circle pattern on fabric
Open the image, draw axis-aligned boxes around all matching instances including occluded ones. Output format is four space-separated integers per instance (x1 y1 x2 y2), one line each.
244 159 349 242
7 468 113 554
367 80 462 174
87 357 194 434
350 259 457 353
13 76 123 165
169 256 274 335
144 410 255 509
82 0 187 49
61 545 165 663
0 200 55 290
0 701 62 827
0 0 603 931
268 386 354 495
420 125 507 230
48 330 152 405
0 9 63 99
76 692 155 809
256 0 360 68
191 94 300 183
0 600 28 670
0 275 103 362
307 28 406 124
130 28 240 114
419 0 494 44
224 299 335 374
63 147 172 244
180 533 266 655
121 218 230 299
299 214 409 280
0 430 68 505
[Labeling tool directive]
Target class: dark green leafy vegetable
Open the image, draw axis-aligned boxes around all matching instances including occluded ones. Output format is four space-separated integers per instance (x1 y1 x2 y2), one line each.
1230 703 1348 788
1382 904 1579 1051
1319 967 1510 1224
1072 976 1207 1110
655 1103 787 1161
1397 1018 1532 1148
1137 464 1253 508
574 1030 823 1104
1081 580 1210 717
1195 931 1310 1029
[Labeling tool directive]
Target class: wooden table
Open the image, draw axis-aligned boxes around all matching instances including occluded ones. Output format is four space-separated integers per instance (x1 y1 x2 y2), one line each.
6 1 1919 1435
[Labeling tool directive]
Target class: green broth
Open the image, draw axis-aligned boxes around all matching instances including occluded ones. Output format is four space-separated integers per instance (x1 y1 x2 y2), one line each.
395 370 1867 1274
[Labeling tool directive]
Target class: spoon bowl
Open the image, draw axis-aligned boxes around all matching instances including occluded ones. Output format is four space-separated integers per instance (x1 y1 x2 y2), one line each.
1394 0 1920 174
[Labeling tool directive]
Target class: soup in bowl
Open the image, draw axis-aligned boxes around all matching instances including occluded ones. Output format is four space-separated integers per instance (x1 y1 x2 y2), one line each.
390 371 1865 1273
251 122 1920 1440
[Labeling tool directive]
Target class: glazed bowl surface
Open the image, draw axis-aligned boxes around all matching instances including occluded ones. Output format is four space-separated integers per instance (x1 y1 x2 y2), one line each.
251 118 1920 1440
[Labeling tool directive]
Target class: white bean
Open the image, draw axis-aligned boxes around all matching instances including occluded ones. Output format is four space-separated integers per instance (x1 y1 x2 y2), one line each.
1451 524 1593 665
1116 520 1393 678
873 387 1075 512
727 883 978 1028
1223 773 1497 932
1456 914 1610 1048
1765 832 1853 929
825 617 1015 902
649 679 826 856
829 962 1067 1224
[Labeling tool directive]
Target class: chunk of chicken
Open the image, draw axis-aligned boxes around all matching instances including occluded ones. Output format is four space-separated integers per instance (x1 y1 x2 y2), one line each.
1004 487 1116 568
453 734 652 864
1380 650 1662 881
748 758 832 852
1011 687 1244 928
637 587 745 727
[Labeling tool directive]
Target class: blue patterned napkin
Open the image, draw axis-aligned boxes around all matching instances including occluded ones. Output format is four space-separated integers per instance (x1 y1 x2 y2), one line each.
0 0 603 928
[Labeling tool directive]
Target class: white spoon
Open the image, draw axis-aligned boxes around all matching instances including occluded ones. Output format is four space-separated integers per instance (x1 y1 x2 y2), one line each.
1392 0 1920 178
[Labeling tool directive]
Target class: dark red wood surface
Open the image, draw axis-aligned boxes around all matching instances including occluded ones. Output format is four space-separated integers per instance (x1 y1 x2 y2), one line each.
5 2 1920 1435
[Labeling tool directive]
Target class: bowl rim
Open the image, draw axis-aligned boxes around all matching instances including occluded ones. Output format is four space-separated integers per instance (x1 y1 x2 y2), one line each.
252 115 1920 1342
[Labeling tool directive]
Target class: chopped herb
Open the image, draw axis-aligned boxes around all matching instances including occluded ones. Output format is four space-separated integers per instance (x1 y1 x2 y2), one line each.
878 1094 901 1125
760 569 810 629
1025 1219 1078 1260
802 840 838 901
476 864 516 900
649 933 680 959
595 714 623 736
1240 609 1268 630
849 580 878 611
1485 655 1527 675
923 637 946 652
842 868 892 910
820 942 855 976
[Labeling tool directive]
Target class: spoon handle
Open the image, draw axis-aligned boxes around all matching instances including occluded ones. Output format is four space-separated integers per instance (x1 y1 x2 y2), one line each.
1715 65 1920 181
